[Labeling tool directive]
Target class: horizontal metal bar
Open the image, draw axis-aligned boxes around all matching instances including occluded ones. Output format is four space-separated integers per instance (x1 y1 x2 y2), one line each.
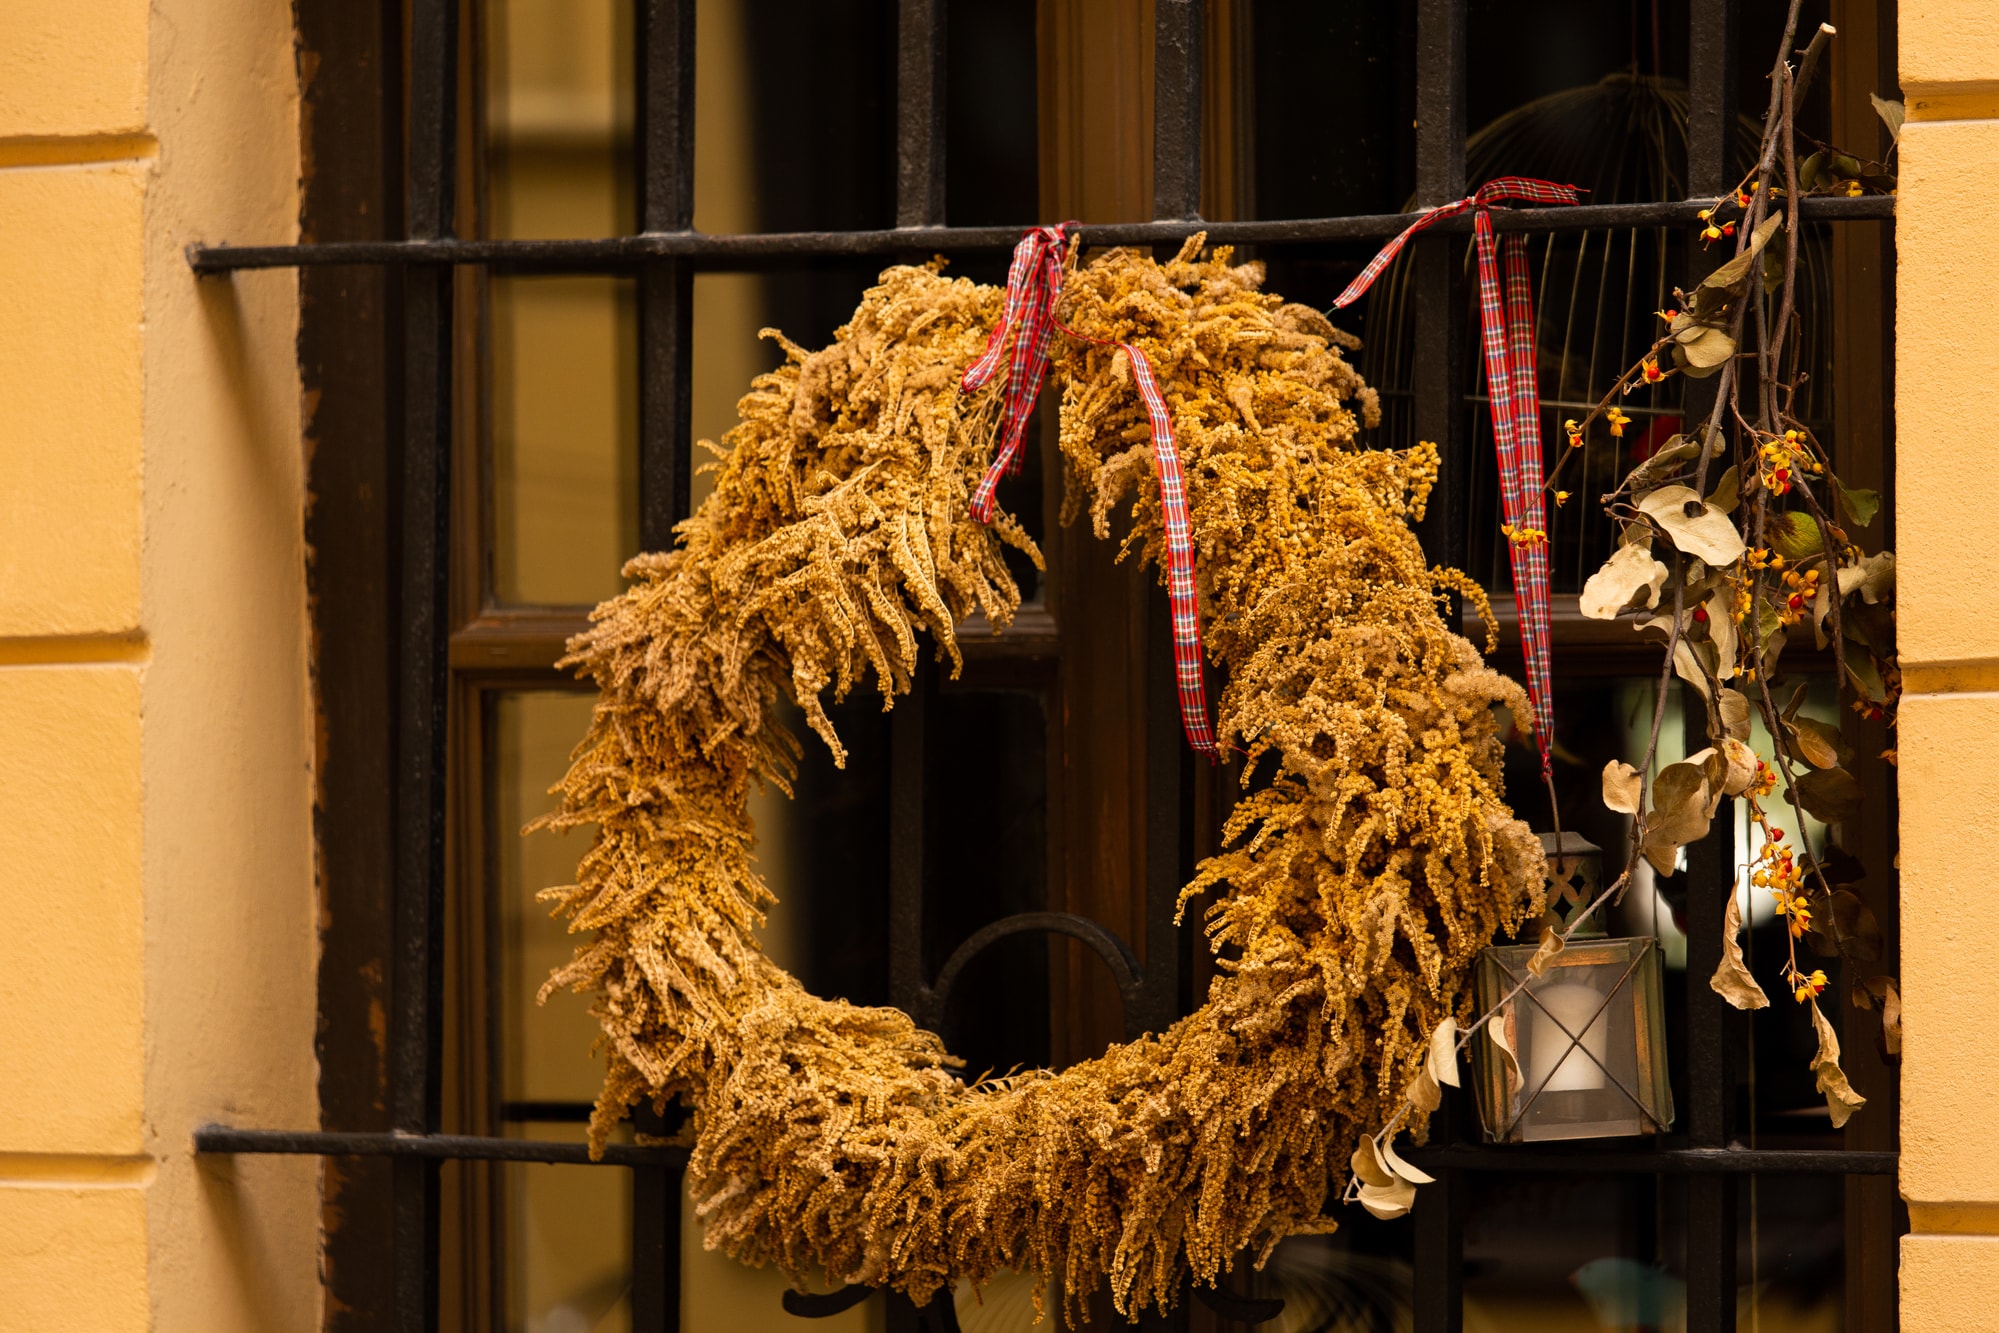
195 1134 1890 1176
499 1099 596 1123
195 1125 687 1168
188 195 1895 274
1403 1145 1896 1175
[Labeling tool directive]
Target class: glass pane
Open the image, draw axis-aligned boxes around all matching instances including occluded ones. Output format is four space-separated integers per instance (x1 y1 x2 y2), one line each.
491 275 639 606
945 0 1037 227
926 689 1051 1075
501 1139 634 1333
494 692 633 1332
484 0 634 240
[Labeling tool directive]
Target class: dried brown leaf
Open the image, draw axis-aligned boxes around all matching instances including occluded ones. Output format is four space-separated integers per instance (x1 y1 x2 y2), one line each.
1786 717 1842 770
1406 1065 1442 1113
1381 1136 1436 1186
1350 1137 1395 1189
1837 550 1895 604
1428 1017 1461 1089
1602 760 1643 815
1879 978 1902 1057
1718 688 1753 741
1809 1001 1868 1129
1580 544 1670 619
1488 1012 1523 1100
1357 1177 1417 1220
1711 893 1770 1010
1526 923 1567 980
1638 486 1747 567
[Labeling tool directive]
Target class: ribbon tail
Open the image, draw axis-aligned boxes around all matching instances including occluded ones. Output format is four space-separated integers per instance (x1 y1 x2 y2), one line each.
1124 345 1218 761
1483 226 1556 777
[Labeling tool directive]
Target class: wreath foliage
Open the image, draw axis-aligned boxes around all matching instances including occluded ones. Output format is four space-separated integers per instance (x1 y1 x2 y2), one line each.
534 237 1545 1319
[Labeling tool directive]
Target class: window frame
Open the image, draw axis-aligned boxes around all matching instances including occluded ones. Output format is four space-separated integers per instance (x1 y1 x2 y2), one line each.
199 1 1902 1330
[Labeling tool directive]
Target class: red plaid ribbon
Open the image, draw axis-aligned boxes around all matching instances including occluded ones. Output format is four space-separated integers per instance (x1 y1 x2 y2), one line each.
1330 177 1583 778
962 224 1219 760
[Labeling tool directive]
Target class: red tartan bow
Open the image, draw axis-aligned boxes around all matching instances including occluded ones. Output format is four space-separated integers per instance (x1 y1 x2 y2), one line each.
962 224 1219 761
1330 177 1584 778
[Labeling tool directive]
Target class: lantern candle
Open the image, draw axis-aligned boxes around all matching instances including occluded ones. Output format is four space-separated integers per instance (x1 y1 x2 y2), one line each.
1526 980 1610 1094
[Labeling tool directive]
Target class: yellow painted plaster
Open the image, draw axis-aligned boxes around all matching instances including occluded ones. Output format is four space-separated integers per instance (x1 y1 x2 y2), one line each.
0 4 147 140
0 164 144 638
0 1182 149 1330
137 0 318 1324
0 667 144 1156
0 0 314 1323
1900 5 1999 1322
1903 1235 1999 1328
1901 1 1999 99
1898 693 1999 1206
1894 117 1999 668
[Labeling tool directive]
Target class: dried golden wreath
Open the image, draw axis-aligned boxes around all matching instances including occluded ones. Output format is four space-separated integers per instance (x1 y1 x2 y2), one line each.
532 236 1545 1321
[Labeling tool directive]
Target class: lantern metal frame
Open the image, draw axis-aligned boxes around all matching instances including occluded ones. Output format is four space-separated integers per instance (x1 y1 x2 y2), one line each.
1471 934 1675 1145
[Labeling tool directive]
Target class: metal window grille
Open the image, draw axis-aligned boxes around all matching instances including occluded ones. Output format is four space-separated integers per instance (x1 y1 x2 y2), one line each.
192 2 1899 1330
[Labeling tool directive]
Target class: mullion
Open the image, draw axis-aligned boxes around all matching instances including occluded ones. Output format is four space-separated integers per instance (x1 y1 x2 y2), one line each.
1132 13 1204 1330
1151 0 1202 222
1682 6 1742 1331
393 0 461 1329
883 7 946 1326
631 3 698 1330
895 0 946 229
1411 0 1467 1328
636 0 696 552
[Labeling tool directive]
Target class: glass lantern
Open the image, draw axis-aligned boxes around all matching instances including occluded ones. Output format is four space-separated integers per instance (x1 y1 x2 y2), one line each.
1468 833 1675 1144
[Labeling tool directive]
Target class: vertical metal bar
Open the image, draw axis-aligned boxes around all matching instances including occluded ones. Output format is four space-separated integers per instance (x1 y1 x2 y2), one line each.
1684 10 1739 1331
393 1 459 1330
1684 698 1739 1333
632 6 696 1330
897 0 947 228
1410 0 1468 604
1152 0 1204 220
1411 4 1466 1332
887 0 947 1030
1413 1098 1467 1333
887 15 949 1323
629 1150 685 1331
1687 0 1739 198
637 0 695 552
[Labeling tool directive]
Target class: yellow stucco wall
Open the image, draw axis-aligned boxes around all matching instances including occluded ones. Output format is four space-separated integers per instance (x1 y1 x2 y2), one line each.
0 2 318 1330
1899 2 1999 1322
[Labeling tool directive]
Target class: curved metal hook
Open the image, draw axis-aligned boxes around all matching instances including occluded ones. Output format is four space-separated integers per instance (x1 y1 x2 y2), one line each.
781 1286 874 1318
1193 1284 1287 1324
780 1286 963 1331
928 911 1144 1021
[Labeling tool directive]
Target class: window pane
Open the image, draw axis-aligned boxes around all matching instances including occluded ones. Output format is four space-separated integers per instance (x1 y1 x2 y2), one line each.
484 0 634 240
501 1143 635 1333
491 275 639 606
494 692 633 1331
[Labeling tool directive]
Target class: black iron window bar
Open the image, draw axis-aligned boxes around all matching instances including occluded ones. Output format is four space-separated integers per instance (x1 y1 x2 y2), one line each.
188 1 1895 1330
